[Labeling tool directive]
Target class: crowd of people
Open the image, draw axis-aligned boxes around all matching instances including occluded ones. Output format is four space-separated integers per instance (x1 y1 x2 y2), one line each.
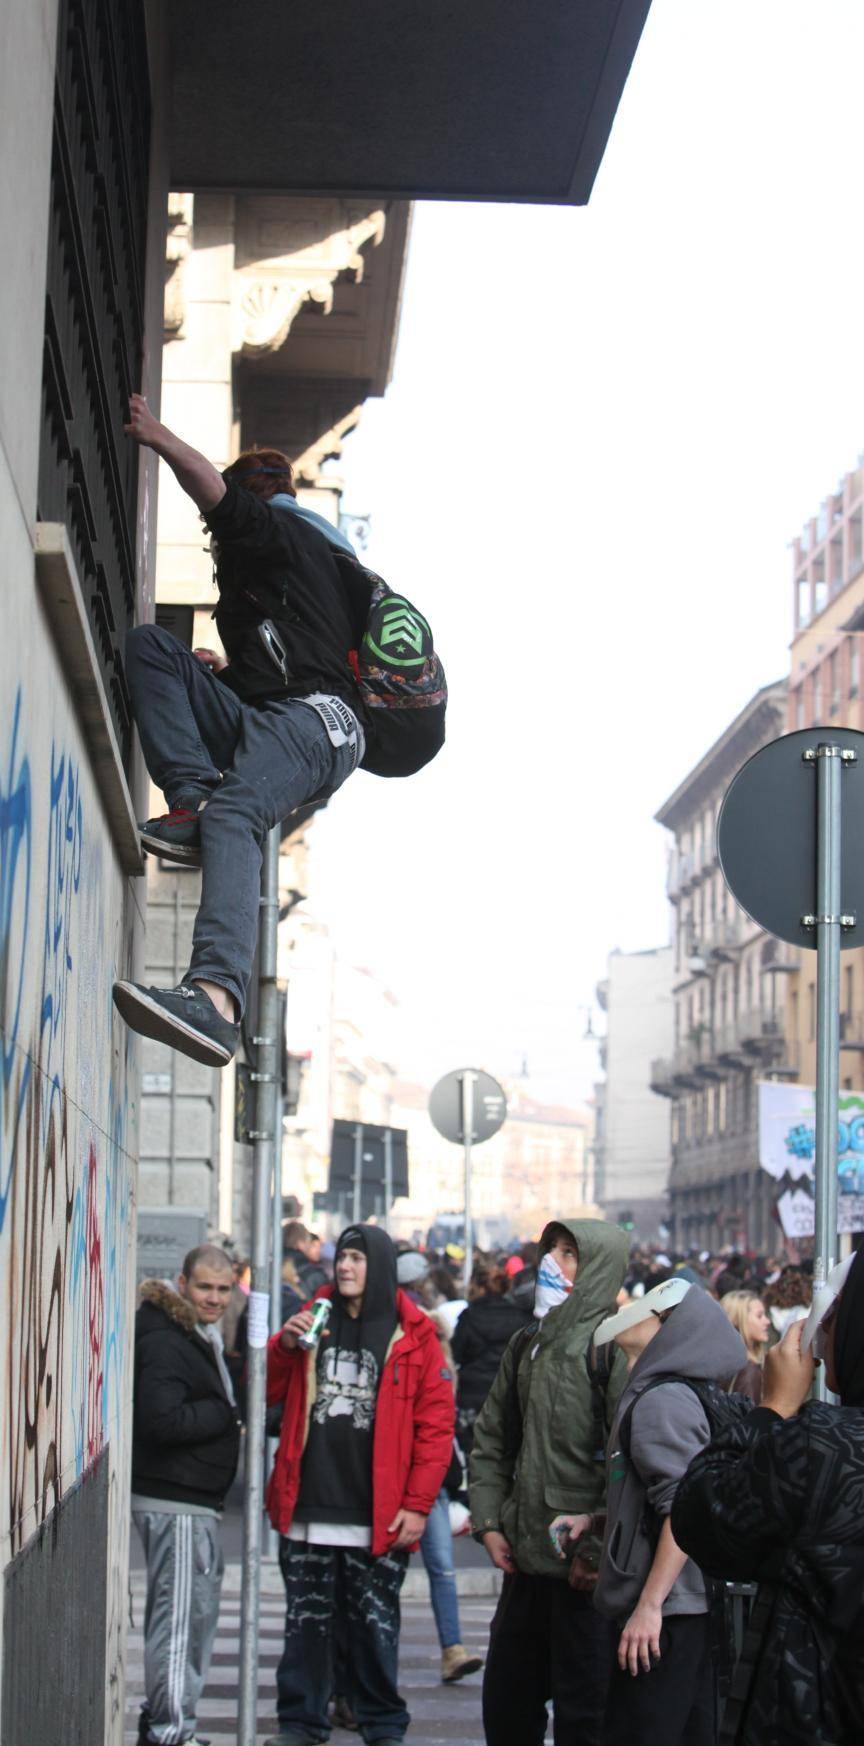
130 1217 863 1746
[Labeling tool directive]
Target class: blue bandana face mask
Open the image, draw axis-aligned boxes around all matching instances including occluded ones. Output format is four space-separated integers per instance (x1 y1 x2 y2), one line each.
534 1250 574 1320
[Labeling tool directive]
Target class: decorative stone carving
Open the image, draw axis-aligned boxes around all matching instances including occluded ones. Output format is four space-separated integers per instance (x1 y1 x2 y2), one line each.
231 204 386 358
164 193 194 339
294 406 364 488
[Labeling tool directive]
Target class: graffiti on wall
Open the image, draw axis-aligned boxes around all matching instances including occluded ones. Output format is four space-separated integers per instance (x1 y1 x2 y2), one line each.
1 688 134 1574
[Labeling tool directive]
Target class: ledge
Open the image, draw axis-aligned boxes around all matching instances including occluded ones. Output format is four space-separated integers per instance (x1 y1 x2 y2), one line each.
33 523 144 876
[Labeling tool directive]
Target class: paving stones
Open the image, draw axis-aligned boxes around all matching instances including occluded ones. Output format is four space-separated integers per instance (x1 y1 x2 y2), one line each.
124 1572 514 1746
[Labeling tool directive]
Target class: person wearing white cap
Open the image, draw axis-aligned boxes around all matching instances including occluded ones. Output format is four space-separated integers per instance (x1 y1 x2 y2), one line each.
672 1247 864 1746
552 1275 747 1746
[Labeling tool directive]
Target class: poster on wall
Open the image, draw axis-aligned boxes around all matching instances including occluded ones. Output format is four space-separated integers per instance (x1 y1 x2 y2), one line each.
759 1082 864 1193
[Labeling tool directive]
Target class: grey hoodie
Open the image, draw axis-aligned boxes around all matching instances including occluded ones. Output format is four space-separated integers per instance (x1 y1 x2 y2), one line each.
594 1284 747 1623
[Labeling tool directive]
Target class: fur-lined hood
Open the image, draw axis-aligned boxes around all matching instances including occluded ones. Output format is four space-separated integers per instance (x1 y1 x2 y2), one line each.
138 1277 200 1335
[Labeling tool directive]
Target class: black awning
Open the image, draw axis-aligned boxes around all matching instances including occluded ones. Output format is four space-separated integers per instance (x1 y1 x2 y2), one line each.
169 0 651 206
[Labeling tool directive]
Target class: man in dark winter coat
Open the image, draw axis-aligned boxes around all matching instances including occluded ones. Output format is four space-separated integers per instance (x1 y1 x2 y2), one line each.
113 396 367 1068
265 1223 455 1746
672 1249 864 1746
132 1244 241 1746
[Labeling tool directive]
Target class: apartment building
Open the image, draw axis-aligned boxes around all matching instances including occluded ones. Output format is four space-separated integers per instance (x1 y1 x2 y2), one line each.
651 681 794 1250
786 454 864 1092
595 946 674 1241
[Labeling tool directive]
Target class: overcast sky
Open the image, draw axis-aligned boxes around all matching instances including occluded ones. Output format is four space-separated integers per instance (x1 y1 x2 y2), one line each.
307 0 864 1106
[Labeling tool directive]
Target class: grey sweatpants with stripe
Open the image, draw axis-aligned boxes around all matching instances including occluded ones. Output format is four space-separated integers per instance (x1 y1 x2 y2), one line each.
133 1508 225 1744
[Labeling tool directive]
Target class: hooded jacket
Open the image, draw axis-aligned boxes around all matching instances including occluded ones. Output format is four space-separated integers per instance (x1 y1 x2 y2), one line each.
593 1284 746 1623
469 1219 630 1578
203 479 366 714
265 1285 454 1555
132 1281 242 1509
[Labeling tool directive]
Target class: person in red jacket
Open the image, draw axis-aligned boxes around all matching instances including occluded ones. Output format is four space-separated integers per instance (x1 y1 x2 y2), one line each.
263 1224 454 1746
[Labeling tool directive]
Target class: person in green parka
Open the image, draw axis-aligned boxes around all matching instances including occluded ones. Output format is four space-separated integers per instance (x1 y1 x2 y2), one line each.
470 1218 629 1746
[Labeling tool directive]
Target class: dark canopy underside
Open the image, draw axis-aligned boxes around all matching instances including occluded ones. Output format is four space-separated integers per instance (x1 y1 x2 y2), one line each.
169 0 652 206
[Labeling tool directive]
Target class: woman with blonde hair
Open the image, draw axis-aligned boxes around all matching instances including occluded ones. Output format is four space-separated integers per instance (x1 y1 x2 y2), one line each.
721 1288 771 1402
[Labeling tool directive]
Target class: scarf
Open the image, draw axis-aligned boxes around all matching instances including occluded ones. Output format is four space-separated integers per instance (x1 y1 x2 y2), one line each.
533 1249 574 1320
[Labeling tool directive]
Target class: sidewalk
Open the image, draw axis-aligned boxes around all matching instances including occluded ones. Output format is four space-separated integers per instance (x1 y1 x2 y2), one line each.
124 1567 505 1746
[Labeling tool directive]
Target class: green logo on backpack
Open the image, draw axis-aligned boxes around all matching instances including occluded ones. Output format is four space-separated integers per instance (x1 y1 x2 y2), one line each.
364 597 432 668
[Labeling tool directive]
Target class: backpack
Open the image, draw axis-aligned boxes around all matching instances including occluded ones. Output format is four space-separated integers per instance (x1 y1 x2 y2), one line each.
333 553 448 778
619 1374 754 1707
617 1374 753 1467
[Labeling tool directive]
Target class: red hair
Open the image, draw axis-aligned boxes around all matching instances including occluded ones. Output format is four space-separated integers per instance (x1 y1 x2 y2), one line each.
225 446 296 500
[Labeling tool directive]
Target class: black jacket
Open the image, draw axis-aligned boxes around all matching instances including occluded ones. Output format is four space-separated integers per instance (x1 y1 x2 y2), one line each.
672 1402 864 1744
132 1281 242 1509
451 1293 532 1416
204 480 367 714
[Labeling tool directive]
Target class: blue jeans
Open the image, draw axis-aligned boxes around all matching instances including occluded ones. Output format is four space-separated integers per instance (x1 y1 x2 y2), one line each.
419 1488 461 1650
125 625 359 1014
276 1539 409 1743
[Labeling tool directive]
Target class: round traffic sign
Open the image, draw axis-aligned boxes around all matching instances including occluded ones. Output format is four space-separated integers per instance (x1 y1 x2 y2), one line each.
717 727 864 950
429 1069 507 1146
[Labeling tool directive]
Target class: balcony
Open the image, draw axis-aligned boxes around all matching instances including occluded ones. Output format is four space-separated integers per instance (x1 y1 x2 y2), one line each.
840 1012 864 1052
650 1057 676 1098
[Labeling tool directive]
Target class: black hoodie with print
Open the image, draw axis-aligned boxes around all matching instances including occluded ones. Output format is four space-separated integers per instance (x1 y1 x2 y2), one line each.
294 1224 398 1528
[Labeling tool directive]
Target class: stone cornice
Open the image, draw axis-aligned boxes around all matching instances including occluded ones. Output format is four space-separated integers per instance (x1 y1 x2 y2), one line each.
231 201 386 358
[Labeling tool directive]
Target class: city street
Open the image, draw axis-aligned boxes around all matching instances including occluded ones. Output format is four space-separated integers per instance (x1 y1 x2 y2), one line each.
124 1573 507 1746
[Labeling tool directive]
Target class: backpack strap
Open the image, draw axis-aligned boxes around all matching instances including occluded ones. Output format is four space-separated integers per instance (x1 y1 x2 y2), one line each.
501 1320 539 1468
585 1336 615 1464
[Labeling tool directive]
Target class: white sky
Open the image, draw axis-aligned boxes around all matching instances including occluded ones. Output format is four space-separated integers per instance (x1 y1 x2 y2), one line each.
308 0 864 1106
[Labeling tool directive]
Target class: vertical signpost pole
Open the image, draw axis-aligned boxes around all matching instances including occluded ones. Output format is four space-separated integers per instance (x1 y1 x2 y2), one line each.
461 1072 475 1296
352 1123 363 1224
812 744 843 1399
238 825 280 1746
383 1127 393 1233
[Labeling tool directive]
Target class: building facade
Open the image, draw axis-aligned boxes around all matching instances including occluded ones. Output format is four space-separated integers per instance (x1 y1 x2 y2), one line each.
651 681 796 1251
1 1 650 1734
595 946 674 1241
786 455 864 1093
136 191 410 1254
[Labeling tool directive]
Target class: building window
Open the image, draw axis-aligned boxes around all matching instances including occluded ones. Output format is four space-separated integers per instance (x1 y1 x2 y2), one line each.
38 0 151 765
830 650 840 714
813 667 824 719
845 965 854 1017
851 639 860 699
808 981 816 1040
718 1081 727 1133
797 577 811 629
795 688 805 729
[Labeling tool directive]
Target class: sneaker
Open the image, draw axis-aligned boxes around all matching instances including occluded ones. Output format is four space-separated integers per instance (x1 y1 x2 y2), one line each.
112 981 239 1067
329 1691 359 1730
441 1643 484 1683
262 1734 327 1745
139 803 202 866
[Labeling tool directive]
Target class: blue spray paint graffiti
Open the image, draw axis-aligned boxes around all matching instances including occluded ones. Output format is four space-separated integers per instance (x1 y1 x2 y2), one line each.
3 685 133 1550
0 689 32 1235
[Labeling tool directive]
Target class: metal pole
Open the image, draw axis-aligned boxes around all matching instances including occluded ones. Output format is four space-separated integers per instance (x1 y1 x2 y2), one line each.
352 1123 363 1224
813 745 842 1400
383 1127 393 1234
267 1086 284 1561
461 1072 475 1296
238 825 280 1746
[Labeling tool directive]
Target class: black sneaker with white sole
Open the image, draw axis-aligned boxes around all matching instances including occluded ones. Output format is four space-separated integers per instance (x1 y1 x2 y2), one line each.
112 981 239 1067
139 803 202 866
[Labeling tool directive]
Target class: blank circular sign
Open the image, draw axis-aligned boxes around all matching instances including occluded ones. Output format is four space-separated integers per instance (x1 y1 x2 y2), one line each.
717 727 864 951
429 1070 507 1146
